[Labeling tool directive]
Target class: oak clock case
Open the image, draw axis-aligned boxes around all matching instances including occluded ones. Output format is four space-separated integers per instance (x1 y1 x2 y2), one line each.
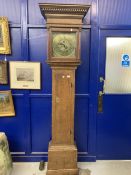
39 3 90 175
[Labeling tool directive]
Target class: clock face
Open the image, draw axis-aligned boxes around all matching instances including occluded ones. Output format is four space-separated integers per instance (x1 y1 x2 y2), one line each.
52 32 77 58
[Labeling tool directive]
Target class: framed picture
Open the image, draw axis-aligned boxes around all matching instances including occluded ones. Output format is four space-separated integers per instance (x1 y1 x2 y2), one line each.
0 17 11 54
0 90 15 117
9 61 41 89
0 60 8 84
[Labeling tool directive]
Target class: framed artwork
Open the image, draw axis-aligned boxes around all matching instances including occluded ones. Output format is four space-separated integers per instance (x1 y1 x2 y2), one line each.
0 17 11 54
0 60 8 84
9 61 41 89
0 90 15 117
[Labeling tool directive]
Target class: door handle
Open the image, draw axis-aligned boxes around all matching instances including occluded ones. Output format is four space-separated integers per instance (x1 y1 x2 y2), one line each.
99 76 105 95
98 77 105 112
100 76 105 82
99 90 104 96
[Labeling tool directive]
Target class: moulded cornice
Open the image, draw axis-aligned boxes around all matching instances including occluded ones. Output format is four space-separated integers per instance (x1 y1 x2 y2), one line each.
39 3 90 20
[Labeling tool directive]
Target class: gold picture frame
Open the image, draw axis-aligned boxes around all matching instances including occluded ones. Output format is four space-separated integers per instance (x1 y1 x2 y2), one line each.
0 60 8 84
0 90 15 117
9 61 41 89
0 17 11 54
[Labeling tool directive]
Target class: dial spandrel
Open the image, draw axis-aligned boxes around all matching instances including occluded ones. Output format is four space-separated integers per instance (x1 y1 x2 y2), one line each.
52 32 77 57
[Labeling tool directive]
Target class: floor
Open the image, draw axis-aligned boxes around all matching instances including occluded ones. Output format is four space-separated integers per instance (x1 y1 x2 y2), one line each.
11 161 131 175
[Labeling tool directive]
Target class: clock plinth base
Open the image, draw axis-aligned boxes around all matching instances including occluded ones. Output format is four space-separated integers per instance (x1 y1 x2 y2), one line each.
46 143 78 175
47 169 78 175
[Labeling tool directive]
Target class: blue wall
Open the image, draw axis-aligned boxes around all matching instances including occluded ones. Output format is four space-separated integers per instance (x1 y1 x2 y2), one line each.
0 0 131 162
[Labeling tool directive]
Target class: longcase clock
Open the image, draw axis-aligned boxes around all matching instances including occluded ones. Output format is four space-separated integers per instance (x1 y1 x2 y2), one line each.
39 3 90 175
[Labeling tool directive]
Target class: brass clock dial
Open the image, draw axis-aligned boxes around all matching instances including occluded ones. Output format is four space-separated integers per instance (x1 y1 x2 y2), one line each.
52 32 77 57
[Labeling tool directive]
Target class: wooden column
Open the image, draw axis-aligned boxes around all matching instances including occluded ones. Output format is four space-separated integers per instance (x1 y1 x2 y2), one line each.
39 3 90 175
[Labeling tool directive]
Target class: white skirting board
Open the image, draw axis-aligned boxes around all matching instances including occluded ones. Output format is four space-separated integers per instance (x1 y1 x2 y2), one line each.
11 161 131 175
